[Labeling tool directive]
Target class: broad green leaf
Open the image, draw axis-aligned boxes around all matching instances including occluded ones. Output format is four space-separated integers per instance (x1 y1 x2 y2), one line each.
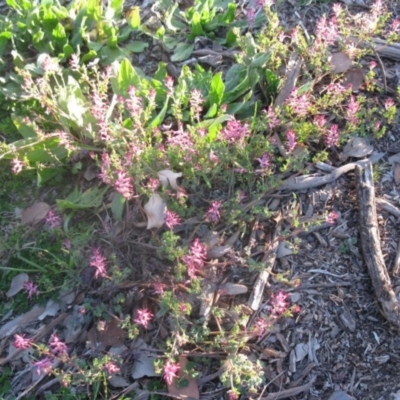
149 96 169 128
11 114 37 139
264 69 280 102
0 136 68 163
124 41 148 53
81 49 98 62
206 114 233 142
171 43 194 62
223 64 250 103
117 58 140 93
57 75 89 128
250 52 270 68
57 186 108 211
222 3 236 23
127 6 141 30
190 12 204 38
297 80 314 95
111 192 125 221
62 44 74 60
204 103 217 118
208 72 224 106
37 167 63 186
225 28 237 47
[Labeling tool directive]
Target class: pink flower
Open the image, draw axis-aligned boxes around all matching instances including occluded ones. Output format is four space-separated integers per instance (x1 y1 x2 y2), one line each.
153 282 165 295
255 153 271 176
227 389 240 400
384 98 395 110
270 290 289 316
205 201 222 223
165 210 181 229
247 7 255 25
182 238 207 278
346 95 360 124
89 247 108 279
285 89 311 117
325 124 340 148
264 107 280 129
33 357 53 375
369 60 377 70
220 119 250 146
332 3 343 18
313 115 327 128
133 308 154 328
285 130 297 152
49 334 68 357
63 239 72 250
391 19 400 31
326 211 339 224
315 16 338 46
163 360 180 385
253 317 271 339
125 86 143 117
189 89 204 120
114 170 134 199
45 210 61 229
23 281 40 299
69 54 80 71
165 76 174 94
13 334 33 350
11 158 25 175
104 361 120 375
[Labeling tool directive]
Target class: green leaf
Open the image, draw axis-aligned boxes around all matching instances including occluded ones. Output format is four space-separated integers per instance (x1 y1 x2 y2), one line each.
206 114 233 142
225 28 237 47
37 167 63 186
111 192 125 221
127 6 141 29
149 96 170 128
57 186 108 211
107 0 124 19
204 103 217 118
190 12 204 38
264 69 280 102
81 49 98 63
124 41 148 53
11 114 37 139
221 2 236 23
250 52 270 68
117 58 140 93
208 72 224 106
223 64 250 103
171 43 194 62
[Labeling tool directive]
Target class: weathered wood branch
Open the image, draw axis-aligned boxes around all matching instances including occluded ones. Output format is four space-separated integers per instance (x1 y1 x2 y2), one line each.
356 163 400 333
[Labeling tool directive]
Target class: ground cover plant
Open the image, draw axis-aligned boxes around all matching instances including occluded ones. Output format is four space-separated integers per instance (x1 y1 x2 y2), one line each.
0 0 399 398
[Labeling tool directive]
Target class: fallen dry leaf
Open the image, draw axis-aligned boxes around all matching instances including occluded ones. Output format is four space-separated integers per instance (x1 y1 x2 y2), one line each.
6 273 29 297
219 283 248 296
329 52 351 74
21 202 50 225
158 169 182 190
167 356 199 400
84 164 99 181
343 68 365 92
394 164 400 186
342 137 373 158
144 193 166 229
88 316 127 348
131 338 160 379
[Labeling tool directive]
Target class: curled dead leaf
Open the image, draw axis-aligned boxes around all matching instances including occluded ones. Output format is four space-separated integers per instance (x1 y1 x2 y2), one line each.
21 202 50 225
329 52 351 74
144 193 166 229
343 68 365 92
6 273 29 297
158 170 182 190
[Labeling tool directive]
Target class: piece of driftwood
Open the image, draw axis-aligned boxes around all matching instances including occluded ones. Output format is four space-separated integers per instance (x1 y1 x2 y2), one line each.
376 198 400 218
372 38 400 62
356 163 400 333
278 156 383 192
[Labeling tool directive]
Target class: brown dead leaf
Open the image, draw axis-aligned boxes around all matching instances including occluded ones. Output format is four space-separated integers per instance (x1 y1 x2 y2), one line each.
167 356 199 400
144 193 166 229
21 202 50 225
6 273 29 297
88 316 127 348
219 283 248 296
84 164 99 181
394 164 400 186
343 68 365 92
329 52 351 74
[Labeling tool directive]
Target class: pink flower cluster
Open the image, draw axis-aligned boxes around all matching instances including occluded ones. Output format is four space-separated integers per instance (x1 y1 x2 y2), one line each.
133 308 154 329
205 201 222 223
89 247 108 279
220 119 250 146
163 360 180 385
23 281 40 299
285 89 311 117
270 290 289 316
182 238 207 278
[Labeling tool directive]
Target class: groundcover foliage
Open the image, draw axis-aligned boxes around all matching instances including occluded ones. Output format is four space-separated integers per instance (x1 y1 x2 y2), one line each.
0 0 399 398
